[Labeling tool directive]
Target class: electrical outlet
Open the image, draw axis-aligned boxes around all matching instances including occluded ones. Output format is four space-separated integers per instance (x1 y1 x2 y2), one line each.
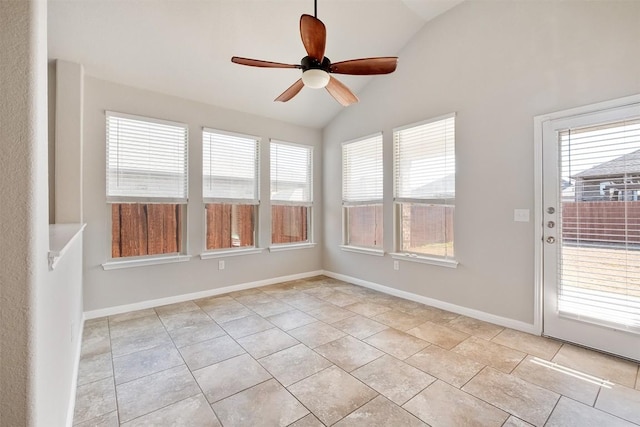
218 260 225 270
393 260 399 271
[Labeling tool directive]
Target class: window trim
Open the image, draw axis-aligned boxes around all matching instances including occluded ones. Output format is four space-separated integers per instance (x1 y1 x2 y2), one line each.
393 113 457 263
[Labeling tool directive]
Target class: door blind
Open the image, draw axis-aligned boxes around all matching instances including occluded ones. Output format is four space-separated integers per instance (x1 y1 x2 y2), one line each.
343 133 383 204
106 112 188 202
559 117 640 331
270 141 312 204
202 128 259 203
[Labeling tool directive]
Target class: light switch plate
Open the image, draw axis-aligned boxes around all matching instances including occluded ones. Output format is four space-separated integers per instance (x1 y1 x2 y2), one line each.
514 209 530 222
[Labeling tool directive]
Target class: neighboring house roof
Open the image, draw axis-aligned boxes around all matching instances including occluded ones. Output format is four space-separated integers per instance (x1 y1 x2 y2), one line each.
574 149 640 178
411 173 455 198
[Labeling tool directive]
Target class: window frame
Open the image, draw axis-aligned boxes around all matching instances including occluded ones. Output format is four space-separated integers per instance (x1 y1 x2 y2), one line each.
102 111 190 269
341 132 384 254
392 113 458 268
201 128 261 256
269 139 314 249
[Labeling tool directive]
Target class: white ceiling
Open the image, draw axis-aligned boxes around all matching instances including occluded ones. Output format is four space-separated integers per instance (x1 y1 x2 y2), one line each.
48 0 463 129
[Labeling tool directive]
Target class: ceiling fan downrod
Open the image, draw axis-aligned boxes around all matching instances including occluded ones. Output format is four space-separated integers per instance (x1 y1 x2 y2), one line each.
314 0 317 18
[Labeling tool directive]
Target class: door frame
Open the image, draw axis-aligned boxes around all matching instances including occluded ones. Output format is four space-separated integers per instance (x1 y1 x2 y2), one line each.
533 93 640 339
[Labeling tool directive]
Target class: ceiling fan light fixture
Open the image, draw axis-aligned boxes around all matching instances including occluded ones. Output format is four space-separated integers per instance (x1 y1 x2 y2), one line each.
302 69 330 88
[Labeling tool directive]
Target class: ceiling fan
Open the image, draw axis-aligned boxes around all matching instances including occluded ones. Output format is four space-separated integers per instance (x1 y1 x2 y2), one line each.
231 0 398 107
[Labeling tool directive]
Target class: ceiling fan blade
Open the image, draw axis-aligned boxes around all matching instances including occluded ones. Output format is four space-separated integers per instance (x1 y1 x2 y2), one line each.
231 56 300 69
300 14 326 61
275 79 305 102
325 76 358 107
330 57 398 75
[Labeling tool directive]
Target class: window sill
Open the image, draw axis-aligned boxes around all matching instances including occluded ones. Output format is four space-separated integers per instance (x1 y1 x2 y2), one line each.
269 243 317 252
102 254 192 270
200 248 264 259
390 252 458 269
339 245 385 257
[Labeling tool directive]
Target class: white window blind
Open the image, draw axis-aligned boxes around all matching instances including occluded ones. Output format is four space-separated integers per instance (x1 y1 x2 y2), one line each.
106 112 188 202
270 141 312 205
202 129 259 203
394 114 455 202
343 133 383 203
559 118 640 331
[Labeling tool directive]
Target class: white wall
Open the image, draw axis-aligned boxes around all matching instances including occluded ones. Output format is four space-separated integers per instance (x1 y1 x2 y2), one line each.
323 1 640 326
0 0 50 425
81 76 323 311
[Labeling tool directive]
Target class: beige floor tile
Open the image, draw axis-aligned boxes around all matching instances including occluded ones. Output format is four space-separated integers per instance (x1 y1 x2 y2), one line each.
462 367 559 427
447 315 504 340
247 299 295 317
288 413 324 427
73 377 117 425
352 354 435 405
212 379 309 427
288 365 377 426
344 301 393 318
178 335 245 370
116 365 200 423
233 291 274 305
319 290 362 307
403 380 508 427
288 321 347 348
201 301 254 324
364 329 429 360
406 345 484 388
73 411 119 427
284 294 334 311
219 314 274 339
236 328 299 358
120 394 220 427
113 343 184 385
167 320 226 348
108 308 156 325
109 314 165 340
303 286 338 299
512 355 600 405
334 395 426 427
258 343 331 386
332 315 389 339
266 309 318 331
157 309 212 331
194 354 272 403
452 336 526 373
406 321 470 349
154 300 200 316
407 305 459 324
546 396 636 427
77 352 113 386
637 369 640 390
308 304 357 323
502 416 534 427
227 288 266 298
491 329 562 360
552 344 638 388
373 310 428 331
314 335 384 372
386 299 423 313
596 384 640 424
110 329 173 358
80 319 111 358
193 295 235 310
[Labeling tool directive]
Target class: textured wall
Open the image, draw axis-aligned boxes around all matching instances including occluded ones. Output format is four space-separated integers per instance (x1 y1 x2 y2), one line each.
323 0 640 325
0 0 48 425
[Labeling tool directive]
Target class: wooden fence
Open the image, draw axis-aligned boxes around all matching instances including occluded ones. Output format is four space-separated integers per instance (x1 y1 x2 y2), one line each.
205 204 254 249
271 205 308 244
112 204 181 258
562 201 640 244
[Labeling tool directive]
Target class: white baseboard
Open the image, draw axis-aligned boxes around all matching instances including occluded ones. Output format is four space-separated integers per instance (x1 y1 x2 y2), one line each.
84 270 324 319
323 270 539 335
66 313 85 427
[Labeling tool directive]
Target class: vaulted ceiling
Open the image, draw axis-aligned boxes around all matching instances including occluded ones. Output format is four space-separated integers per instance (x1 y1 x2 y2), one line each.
48 0 463 129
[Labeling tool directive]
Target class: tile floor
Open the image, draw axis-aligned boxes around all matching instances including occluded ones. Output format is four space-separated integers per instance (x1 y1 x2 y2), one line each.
73 276 640 426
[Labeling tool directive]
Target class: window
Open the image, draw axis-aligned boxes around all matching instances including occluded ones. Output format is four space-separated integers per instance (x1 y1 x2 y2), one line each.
203 129 259 250
342 133 383 250
270 141 312 245
394 113 455 261
107 112 188 258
